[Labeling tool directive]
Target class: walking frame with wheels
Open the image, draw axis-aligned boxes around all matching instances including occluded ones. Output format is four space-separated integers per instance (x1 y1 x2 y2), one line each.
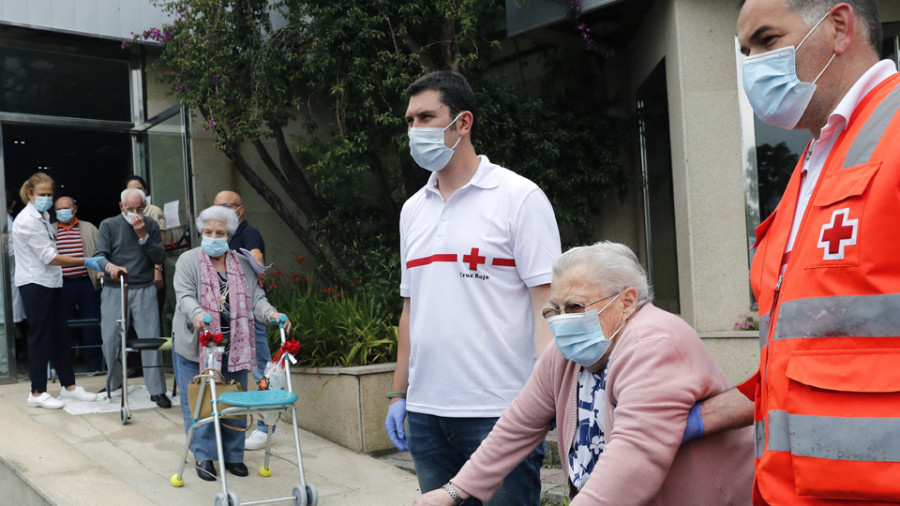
172 314 317 506
108 272 168 424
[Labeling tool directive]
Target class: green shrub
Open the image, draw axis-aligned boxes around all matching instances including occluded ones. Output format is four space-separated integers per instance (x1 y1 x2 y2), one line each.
264 273 398 368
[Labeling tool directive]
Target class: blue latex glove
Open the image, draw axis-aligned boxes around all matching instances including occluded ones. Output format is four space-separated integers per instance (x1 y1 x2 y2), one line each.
682 402 705 444
84 256 104 272
385 399 409 451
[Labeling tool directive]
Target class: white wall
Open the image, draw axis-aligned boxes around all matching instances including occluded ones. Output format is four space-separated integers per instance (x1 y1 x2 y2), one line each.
0 0 172 41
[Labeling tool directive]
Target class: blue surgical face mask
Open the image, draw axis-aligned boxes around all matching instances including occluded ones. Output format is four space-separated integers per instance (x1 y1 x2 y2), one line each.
547 293 623 367
34 196 53 213
742 12 835 129
56 208 74 223
408 112 463 172
201 236 230 257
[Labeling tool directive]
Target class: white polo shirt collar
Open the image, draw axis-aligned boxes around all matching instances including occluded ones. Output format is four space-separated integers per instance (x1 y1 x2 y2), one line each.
424 156 501 199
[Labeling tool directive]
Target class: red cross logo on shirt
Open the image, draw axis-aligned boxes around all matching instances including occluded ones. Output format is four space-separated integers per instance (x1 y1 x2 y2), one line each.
462 247 487 271
817 208 858 261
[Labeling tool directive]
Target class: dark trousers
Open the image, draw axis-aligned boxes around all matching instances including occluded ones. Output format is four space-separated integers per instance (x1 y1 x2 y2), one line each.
19 284 74 393
62 276 103 371
408 411 545 506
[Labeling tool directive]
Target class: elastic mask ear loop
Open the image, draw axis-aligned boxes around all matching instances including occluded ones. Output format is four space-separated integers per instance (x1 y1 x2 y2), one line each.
795 11 835 85
812 53 836 84
796 11 830 52
444 112 463 150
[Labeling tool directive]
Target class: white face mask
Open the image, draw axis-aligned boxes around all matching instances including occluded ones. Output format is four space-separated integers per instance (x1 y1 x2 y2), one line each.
408 112 463 172
742 12 835 129
547 293 623 367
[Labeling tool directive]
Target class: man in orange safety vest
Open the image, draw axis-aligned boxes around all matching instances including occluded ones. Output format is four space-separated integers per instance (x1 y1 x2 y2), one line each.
681 1 900 504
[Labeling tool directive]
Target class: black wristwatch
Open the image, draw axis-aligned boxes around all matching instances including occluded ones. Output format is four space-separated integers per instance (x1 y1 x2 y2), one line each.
442 482 464 505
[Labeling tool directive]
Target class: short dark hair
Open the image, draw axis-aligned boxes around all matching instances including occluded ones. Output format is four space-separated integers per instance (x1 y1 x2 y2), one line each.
406 71 478 142
125 175 149 192
739 0 881 53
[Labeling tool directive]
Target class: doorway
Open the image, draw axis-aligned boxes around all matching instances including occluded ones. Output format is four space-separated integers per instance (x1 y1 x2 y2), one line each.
0 106 194 384
1 125 132 380
4 125 132 223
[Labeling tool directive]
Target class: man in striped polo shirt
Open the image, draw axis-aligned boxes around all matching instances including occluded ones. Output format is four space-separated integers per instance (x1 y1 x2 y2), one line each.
54 197 104 374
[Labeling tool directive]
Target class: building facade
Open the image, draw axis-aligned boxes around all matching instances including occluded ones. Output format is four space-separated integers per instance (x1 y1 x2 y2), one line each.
1 0 898 384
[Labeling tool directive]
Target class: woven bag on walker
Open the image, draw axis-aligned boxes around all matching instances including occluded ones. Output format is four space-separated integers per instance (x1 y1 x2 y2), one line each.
188 367 244 420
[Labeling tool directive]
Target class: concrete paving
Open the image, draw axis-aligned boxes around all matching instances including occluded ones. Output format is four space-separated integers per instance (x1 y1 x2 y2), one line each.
0 373 420 505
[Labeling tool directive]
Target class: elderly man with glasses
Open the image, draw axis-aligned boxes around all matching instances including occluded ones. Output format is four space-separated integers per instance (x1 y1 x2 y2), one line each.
414 242 754 506
94 187 170 408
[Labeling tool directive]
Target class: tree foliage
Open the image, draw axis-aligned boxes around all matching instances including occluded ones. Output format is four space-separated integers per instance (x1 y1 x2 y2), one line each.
137 0 635 298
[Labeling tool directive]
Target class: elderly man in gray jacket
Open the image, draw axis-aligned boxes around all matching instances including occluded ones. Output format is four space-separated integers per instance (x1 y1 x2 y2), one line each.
95 187 170 408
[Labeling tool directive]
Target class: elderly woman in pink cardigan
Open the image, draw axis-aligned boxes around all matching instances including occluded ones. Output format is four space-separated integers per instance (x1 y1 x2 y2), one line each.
414 242 753 506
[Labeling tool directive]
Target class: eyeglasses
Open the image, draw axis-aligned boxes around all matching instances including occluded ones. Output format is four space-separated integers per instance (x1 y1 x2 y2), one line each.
542 295 615 319
218 203 242 209
123 206 145 213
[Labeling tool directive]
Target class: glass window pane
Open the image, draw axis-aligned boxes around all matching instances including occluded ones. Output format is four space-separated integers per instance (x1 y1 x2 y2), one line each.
0 46 130 122
752 118 809 219
138 110 192 247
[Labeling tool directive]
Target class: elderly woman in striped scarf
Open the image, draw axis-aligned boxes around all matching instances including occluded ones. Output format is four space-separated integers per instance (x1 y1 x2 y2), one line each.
171 205 290 482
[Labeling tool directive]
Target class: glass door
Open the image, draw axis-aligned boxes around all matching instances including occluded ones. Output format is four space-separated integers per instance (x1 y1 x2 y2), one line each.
132 104 194 338
0 125 13 383
132 104 195 250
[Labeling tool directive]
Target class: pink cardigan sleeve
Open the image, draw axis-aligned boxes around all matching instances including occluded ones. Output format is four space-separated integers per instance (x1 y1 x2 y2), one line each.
451 345 560 501
571 330 711 505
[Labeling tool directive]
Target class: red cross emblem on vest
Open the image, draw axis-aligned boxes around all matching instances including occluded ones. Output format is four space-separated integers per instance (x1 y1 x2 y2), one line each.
817 208 858 261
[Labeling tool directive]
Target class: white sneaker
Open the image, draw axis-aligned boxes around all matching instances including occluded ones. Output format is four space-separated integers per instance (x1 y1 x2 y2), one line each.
245 430 271 451
26 392 64 409
59 386 98 402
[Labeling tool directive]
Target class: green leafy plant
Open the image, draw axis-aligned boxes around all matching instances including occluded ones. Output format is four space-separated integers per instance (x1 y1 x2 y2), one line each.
265 269 398 368
133 0 636 287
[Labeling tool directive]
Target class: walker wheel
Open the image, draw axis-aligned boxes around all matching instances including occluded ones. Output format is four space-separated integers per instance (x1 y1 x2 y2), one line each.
171 474 184 487
259 465 272 477
214 491 239 506
120 407 131 424
306 483 317 506
291 484 307 506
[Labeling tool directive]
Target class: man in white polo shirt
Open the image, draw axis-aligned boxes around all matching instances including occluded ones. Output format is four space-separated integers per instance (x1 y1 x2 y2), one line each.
385 71 561 506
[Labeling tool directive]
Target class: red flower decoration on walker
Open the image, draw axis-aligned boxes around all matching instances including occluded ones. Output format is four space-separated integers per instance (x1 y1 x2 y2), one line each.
199 330 225 348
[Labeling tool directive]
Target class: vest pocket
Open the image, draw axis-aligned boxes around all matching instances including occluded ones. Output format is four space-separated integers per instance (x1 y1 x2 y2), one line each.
785 349 900 501
811 160 880 206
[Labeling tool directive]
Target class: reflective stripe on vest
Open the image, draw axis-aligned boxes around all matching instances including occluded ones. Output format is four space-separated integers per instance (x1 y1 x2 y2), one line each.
754 420 765 458
843 83 900 169
758 312 769 349
764 410 900 462
773 293 900 341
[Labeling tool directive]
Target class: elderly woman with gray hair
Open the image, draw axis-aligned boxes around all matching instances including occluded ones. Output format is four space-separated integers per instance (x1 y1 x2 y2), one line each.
415 242 753 506
172 205 290 482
